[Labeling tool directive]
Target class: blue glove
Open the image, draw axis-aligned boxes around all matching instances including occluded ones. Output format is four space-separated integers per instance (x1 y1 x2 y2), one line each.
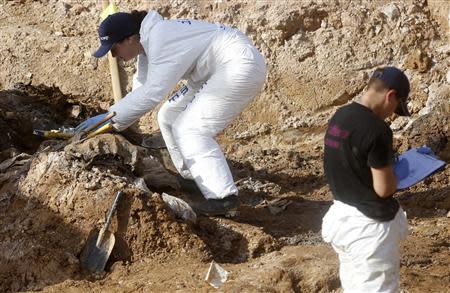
74 113 112 134
416 145 434 156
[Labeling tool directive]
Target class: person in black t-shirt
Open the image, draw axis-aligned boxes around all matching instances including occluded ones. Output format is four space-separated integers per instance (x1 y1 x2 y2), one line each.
321 67 410 293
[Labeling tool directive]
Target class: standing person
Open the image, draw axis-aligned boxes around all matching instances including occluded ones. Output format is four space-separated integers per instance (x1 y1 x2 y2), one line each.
321 67 410 292
77 11 266 217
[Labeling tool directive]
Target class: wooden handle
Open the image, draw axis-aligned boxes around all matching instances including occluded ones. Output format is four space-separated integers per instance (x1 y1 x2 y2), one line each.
96 191 123 247
86 123 113 138
84 111 116 134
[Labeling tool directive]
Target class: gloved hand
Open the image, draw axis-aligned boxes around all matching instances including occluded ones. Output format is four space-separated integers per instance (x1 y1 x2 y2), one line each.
394 157 409 181
416 145 434 156
74 112 113 134
394 146 445 190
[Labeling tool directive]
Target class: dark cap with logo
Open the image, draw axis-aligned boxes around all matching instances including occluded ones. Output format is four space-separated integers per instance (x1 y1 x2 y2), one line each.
93 12 138 58
371 66 411 116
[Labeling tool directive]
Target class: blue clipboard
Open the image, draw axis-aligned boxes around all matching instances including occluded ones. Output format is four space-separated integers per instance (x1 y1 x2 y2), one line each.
394 146 446 190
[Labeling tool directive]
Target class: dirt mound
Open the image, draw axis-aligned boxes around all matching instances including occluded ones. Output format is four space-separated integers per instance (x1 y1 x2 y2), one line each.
1 146 210 291
0 91 210 291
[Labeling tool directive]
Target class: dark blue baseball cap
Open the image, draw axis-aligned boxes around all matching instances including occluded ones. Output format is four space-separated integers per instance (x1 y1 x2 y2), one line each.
371 66 411 116
93 12 138 58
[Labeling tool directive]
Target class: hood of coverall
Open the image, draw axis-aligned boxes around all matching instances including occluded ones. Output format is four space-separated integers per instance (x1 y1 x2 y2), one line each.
139 10 163 53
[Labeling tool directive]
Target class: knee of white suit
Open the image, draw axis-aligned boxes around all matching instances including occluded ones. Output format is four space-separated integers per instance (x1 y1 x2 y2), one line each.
157 104 172 128
172 119 206 143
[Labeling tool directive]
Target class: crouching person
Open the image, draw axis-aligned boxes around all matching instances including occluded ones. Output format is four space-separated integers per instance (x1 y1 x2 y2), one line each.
82 10 266 217
321 67 410 293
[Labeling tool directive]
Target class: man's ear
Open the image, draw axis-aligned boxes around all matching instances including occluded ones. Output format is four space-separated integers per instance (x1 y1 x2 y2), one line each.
386 89 397 103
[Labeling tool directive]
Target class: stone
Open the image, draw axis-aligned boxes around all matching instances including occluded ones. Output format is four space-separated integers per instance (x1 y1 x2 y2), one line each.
381 3 401 21
404 49 432 73
70 105 81 118
56 1 71 17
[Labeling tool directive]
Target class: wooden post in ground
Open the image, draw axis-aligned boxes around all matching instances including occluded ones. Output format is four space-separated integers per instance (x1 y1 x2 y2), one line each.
102 0 122 102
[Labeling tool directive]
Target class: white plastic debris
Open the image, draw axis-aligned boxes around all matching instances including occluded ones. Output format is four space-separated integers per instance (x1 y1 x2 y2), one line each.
161 192 197 223
205 260 229 289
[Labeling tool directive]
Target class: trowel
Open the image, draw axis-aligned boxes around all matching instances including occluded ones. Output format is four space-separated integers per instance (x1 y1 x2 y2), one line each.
80 191 123 273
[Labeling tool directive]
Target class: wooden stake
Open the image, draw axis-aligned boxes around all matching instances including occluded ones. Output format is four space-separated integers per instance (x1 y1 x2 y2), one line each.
102 0 122 102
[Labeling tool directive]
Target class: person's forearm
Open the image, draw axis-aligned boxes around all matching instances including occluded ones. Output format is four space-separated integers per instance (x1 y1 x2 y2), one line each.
109 86 160 131
371 165 397 198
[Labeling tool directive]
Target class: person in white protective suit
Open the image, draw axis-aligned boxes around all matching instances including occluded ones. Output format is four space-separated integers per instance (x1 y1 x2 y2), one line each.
322 67 410 292
81 11 266 216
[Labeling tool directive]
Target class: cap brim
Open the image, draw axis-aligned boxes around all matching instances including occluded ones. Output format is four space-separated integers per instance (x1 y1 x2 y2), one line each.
395 99 411 116
93 43 113 58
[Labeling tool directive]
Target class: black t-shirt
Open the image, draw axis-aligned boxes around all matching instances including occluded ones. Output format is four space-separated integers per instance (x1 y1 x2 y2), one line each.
323 102 399 221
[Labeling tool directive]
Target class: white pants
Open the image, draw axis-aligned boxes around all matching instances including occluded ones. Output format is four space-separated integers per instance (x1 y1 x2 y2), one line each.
157 36 266 199
322 200 408 293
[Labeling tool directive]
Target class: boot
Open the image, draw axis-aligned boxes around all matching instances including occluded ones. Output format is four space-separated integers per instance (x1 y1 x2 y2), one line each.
192 194 240 217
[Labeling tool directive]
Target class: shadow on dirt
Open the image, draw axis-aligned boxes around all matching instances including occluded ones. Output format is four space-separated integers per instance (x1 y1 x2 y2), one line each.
399 185 450 219
0 84 99 160
194 217 250 264
235 193 330 239
229 156 327 196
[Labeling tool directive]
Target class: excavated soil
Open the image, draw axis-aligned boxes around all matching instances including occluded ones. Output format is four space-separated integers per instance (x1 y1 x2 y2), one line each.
1 0 450 292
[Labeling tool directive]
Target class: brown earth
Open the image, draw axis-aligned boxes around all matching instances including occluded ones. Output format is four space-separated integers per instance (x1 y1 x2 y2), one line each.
1 0 450 292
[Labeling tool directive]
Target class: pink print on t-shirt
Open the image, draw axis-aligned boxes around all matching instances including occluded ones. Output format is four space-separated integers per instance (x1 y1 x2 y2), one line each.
325 124 349 149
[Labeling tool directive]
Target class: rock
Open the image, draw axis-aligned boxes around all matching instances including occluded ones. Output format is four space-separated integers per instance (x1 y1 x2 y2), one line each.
59 43 69 53
447 210 450 218
446 70 450 84
419 83 450 115
391 116 409 131
341 11 362 28
436 44 450 55
374 25 382 35
70 105 81 118
71 4 87 15
56 1 71 17
404 49 432 73
424 228 440 237
380 3 401 21
42 43 53 52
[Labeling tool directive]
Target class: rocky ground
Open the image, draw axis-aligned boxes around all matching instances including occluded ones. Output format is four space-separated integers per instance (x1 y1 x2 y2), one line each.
0 0 449 292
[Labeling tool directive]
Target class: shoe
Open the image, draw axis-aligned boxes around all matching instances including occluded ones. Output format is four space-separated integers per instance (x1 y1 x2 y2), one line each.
175 175 203 196
192 195 240 217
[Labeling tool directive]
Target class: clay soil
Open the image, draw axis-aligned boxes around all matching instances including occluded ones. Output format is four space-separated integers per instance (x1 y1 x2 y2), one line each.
1 1 450 292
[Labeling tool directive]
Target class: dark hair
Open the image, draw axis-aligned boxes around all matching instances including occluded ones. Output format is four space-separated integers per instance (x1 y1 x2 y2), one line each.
367 67 389 93
130 10 147 33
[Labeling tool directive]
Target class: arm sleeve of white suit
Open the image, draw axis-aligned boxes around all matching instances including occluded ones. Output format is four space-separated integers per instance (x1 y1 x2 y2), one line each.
109 24 201 131
132 54 148 91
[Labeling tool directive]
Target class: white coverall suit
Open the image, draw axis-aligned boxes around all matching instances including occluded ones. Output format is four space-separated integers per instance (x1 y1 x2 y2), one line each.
322 201 408 293
109 11 267 199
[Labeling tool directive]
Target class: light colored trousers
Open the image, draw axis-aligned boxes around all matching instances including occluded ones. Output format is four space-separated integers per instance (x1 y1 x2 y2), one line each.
157 32 266 199
322 200 408 293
